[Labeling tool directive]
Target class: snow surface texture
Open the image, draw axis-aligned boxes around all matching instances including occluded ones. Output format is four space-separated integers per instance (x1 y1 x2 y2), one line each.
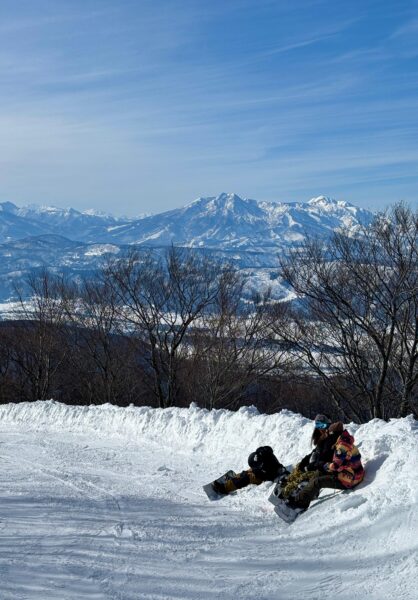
0 401 417 600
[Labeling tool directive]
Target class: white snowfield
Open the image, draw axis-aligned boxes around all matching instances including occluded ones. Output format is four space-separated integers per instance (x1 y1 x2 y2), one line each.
0 401 417 600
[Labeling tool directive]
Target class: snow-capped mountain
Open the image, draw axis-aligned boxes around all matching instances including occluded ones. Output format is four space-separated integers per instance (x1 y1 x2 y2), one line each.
124 194 371 252
0 193 375 303
0 201 129 244
92 193 373 250
0 201 50 241
0 193 373 248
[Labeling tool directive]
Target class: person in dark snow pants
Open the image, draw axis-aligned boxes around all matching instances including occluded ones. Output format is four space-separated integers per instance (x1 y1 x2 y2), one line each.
212 446 287 495
286 415 365 510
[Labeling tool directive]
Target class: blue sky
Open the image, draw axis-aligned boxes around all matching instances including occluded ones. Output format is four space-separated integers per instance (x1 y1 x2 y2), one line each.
1 0 418 215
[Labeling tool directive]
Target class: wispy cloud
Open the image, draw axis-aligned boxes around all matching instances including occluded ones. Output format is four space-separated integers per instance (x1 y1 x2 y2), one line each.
390 18 418 38
0 0 417 214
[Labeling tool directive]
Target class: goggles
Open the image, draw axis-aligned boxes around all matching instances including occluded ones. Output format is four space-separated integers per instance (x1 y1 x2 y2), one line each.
314 421 330 430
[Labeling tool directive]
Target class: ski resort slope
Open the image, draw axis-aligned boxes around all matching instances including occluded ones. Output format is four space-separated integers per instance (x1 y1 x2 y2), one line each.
0 402 417 600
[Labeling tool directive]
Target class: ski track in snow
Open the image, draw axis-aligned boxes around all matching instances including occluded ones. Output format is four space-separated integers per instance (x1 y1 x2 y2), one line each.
0 402 417 600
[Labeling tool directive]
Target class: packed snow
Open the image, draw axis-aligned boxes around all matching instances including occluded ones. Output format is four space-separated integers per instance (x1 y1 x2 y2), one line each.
0 401 416 599
84 244 120 257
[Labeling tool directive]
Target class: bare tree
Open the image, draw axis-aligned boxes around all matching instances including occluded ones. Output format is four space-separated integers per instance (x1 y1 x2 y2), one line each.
276 203 418 421
59 273 146 406
0 323 15 403
11 269 68 401
375 204 418 417
185 270 291 409
107 247 226 408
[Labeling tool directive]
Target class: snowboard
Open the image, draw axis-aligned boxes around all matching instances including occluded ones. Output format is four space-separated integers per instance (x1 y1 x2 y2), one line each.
268 476 305 523
268 481 348 522
272 498 304 523
203 470 237 500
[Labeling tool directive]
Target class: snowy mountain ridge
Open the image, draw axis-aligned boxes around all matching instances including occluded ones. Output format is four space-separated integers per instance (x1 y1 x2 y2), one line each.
0 193 375 303
97 193 373 250
0 193 374 247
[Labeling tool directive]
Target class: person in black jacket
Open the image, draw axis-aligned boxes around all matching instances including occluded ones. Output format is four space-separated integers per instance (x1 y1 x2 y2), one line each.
210 446 288 496
298 414 340 473
285 416 348 511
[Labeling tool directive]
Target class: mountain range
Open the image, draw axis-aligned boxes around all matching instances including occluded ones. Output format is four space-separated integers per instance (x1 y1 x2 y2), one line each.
0 193 375 304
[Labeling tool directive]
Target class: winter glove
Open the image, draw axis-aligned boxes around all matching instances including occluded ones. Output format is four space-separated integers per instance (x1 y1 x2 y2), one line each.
306 460 325 472
306 450 320 471
298 452 313 473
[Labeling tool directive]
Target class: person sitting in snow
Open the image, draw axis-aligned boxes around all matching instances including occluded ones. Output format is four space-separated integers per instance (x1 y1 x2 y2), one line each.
206 446 288 498
299 414 343 473
281 415 364 512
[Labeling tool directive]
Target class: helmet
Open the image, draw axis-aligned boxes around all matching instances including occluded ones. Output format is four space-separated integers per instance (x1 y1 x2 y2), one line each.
314 414 331 430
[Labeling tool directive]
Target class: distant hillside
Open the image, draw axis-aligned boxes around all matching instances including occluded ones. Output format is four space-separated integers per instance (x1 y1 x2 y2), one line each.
0 193 375 304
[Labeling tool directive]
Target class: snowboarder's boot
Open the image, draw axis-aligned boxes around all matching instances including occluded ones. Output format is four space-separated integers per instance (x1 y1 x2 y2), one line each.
273 497 305 523
268 469 290 507
203 470 237 500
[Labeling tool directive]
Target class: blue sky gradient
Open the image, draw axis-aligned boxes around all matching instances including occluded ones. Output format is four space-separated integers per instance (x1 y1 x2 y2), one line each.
1 0 417 215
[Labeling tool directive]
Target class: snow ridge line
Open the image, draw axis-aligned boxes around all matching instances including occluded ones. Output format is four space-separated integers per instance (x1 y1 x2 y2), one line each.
0 401 417 482
0 400 314 460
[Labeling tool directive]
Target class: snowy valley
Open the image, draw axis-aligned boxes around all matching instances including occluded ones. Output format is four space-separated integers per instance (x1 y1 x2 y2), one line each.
0 401 416 599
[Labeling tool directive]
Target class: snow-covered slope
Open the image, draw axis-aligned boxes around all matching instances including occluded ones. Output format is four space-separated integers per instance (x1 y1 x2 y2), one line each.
0 401 416 599
0 234 122 301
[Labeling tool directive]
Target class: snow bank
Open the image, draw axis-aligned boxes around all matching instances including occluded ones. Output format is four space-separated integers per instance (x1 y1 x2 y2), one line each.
1 401 417 502
0 400 417 599
0 401 313 464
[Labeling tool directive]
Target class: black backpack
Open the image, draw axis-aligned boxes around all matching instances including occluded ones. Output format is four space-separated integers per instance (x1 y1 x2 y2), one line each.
248 446 283 480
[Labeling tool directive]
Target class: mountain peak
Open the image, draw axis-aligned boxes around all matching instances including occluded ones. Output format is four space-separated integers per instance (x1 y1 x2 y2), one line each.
189 192 245 206
216 192 243 202
212 192 248 211
308 196 350 209
0 201 18 213
186 193 252 216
